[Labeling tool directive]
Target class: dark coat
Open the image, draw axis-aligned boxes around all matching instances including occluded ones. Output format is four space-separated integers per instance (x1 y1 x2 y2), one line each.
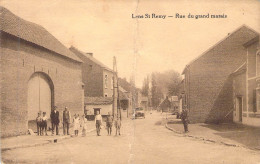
50 110 60 124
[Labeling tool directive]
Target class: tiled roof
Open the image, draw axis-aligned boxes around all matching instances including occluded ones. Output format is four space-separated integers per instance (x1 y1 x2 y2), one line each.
70 46 113 72
0 6 81 62
85 97 113 105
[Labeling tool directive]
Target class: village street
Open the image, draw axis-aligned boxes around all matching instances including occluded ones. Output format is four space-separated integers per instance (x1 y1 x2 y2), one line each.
2 112 260 164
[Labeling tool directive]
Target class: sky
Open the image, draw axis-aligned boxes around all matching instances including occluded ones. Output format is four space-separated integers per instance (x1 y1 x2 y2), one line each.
1 0 260 87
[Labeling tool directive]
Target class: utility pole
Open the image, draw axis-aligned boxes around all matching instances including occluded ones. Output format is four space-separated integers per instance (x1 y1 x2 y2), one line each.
113 56 121 120
112 57 117 118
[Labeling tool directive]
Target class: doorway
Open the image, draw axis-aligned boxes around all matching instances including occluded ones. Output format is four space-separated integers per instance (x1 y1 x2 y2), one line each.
27 72 54 129
94 108 101 115
236 96 243 122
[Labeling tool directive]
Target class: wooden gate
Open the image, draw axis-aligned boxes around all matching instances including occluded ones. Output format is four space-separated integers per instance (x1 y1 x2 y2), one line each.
27 72 54 121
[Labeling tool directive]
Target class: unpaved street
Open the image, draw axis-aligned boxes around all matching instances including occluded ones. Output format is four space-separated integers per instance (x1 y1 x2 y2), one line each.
2 112 260 164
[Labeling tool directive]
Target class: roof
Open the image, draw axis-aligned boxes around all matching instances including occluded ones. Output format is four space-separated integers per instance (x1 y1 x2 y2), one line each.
70 46 113 72
119 86 128 93
171 96 178 102
182 25 259 74
231 62 246 77
0 7 82 62
119 90 129 100
243 35 259 47
85 97 113 105
141 97 148 102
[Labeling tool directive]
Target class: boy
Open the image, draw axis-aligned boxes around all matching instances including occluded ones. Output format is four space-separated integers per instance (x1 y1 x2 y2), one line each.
36 112 42 136
95 111 102 136
42 112 48 135
106 112 113 135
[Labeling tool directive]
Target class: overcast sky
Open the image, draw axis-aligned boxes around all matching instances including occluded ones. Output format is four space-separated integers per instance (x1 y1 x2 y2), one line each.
1 0 259 87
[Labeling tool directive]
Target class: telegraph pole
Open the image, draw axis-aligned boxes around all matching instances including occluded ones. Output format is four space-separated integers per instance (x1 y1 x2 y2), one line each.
112 57 117 118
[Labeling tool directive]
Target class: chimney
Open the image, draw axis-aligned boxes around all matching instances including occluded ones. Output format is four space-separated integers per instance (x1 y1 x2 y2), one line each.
86 53 93 57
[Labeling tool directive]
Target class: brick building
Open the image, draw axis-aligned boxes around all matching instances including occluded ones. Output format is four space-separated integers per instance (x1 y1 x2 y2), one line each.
182 25 259 123
0 7 84 137
232 35 260 127
69 46 114 97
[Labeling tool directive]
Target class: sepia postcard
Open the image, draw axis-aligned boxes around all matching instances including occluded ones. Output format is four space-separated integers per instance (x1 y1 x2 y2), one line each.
0 0 260 163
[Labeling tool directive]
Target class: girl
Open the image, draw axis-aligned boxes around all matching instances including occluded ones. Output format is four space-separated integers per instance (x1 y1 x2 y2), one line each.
73 114 80 136
81 114 88 137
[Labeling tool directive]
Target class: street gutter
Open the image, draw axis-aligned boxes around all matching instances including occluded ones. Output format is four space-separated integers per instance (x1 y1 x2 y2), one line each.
165 123 246 149
1 129 96 152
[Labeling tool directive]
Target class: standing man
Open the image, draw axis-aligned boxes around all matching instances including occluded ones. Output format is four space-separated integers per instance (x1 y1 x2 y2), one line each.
50 106 60 135
106 112 113 135
94 111 102 136
63 107 71 135
180 107 189 133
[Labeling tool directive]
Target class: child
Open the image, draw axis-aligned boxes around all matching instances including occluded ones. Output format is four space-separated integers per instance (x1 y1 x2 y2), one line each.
42 112 48 136
36 112 42 136
106 112 113 135
114 114 121 136
73 114 80 136
81 114 88 137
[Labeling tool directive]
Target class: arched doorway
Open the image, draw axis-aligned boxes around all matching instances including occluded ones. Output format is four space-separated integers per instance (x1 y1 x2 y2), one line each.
27 72 54 122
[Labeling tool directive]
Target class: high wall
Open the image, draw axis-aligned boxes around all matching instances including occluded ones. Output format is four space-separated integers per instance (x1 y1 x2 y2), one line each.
0 32 84 137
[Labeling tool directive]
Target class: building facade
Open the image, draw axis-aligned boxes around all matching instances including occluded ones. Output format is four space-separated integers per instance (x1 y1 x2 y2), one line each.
84 97 113 120
233 36 260 127
182 25 259 123
0 7 84 137
69 47 114 97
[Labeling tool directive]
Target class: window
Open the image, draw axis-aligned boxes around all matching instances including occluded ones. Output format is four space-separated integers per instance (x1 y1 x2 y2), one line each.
104 94 108 97
104 75 108 89
256 89 260 112
89 65 93 70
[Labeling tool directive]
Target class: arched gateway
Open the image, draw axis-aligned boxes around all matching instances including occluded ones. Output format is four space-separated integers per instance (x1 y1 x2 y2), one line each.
27 72 54 122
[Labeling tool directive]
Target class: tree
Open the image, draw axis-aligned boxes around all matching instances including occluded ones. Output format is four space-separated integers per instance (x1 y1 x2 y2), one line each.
141 75 149 96
142 70 182 108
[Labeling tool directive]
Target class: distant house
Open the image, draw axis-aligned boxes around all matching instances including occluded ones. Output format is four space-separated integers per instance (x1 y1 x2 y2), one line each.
159 97 171 112
0 7 84 137
232 35 260 127
170 96 179 112
70 46 114 97
119 86 131 111
84 97 113 120
182 25 259 123
140 97 149 110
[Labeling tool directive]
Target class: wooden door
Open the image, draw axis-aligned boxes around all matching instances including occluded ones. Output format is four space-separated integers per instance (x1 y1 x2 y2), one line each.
28 73 52 120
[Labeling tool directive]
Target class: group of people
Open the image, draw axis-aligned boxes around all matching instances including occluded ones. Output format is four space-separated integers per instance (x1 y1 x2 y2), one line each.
35 112 48 135
35 106 88 136
94 111 121 136
35 107 122 137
